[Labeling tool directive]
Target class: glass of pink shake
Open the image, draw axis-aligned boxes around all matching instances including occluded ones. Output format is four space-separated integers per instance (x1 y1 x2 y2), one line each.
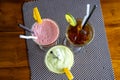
31 18 59 51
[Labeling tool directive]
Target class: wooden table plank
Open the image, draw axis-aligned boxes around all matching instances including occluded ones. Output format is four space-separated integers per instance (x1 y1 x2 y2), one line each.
0 32 28 68
0 1 26 32
0 67 30 80
101 0 120 79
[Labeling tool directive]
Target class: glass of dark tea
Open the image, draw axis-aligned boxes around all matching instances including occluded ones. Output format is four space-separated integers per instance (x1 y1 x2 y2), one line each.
64 18 94 53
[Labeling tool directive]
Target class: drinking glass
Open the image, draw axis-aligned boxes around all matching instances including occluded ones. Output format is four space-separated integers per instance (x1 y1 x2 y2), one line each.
44 45 74 74
64 18 94 53
31 18 59 51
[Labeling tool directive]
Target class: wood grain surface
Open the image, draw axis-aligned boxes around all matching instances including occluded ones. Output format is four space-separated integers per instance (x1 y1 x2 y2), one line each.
0 0 120 80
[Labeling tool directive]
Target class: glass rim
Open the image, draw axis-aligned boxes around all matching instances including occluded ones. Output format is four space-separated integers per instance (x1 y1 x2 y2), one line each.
65 18 95 47
31 18 60 46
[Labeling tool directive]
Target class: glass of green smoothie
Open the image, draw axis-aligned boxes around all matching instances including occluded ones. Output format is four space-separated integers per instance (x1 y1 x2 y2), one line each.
45 45 74 79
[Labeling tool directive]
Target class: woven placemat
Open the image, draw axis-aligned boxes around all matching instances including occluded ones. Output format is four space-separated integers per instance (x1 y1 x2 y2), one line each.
22 0 114 79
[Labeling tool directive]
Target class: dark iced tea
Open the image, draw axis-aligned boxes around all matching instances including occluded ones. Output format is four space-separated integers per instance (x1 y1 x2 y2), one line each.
66 19 94 46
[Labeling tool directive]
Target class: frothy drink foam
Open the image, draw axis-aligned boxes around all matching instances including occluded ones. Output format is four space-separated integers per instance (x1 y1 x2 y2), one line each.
31 19 59 46
45 45 74 74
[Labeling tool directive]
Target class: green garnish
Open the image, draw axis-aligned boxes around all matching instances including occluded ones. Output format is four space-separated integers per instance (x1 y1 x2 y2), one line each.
65 13 77 26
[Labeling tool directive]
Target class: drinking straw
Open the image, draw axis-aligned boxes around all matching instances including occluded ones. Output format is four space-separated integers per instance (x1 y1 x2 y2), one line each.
81 4 90 27
86 4 90 16
82 5 97 29
18 24 34 33
33 7 42 24
64 68 74 80
19 35 37 39
50 51 59 59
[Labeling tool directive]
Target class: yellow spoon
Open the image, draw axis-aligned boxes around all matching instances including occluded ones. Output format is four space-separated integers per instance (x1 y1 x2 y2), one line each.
33 7 42 24
64 68 74 80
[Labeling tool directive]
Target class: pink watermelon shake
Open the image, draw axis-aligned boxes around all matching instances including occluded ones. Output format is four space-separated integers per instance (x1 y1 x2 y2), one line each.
31 18 59 47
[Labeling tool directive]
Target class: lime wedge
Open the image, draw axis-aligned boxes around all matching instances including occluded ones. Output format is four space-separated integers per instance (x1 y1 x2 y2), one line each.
65 13 77 26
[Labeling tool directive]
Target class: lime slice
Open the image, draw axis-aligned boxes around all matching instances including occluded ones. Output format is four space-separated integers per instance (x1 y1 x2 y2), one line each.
65 13 77 26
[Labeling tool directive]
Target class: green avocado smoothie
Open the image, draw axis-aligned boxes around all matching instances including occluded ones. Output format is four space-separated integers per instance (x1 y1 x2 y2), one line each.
45 45 74 74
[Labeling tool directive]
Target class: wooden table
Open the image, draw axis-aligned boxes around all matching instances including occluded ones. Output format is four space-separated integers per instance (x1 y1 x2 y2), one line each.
0 0 120 80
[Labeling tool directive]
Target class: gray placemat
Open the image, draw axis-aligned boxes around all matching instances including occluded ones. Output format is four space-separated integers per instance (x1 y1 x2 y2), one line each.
22 0 114 79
